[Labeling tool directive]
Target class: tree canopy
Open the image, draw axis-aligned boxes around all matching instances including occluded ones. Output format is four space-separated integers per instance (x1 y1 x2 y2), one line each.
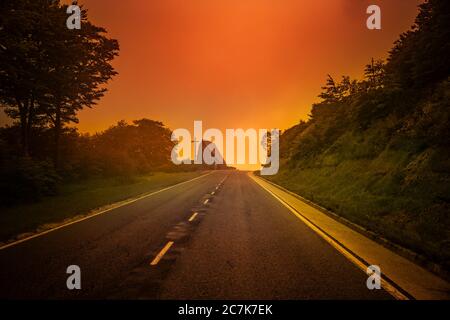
0 0 119 165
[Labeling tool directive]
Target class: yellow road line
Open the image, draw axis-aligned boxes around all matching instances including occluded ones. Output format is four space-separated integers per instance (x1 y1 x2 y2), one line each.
189 212 199 222
249 173 410 301
150 241 174 266
0 172 215 251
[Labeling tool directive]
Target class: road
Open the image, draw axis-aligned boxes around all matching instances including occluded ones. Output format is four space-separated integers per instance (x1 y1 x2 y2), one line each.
0 171 392 299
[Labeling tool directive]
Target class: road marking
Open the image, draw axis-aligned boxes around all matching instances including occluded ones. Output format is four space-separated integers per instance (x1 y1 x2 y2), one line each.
203 199 209 205
189 212 199 222
150 241 174 266
0 172 215 251
211 191 215 195
249 173 411 301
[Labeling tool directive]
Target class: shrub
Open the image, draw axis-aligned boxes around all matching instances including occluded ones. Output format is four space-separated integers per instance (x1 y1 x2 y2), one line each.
0 152 61 205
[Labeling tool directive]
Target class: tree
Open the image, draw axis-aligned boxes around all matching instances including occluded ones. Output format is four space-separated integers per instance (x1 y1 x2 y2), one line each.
132 119 175 167
364 58 385 90
387 0 450 88
88 119 175 175
318 75 359 104
318 75 341 103
40 2 119 168
0 0 119 167
0 0 52 156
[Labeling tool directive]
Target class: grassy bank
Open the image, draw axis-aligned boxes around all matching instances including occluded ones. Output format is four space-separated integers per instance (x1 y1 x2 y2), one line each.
265 144 450 268
0 171 205 243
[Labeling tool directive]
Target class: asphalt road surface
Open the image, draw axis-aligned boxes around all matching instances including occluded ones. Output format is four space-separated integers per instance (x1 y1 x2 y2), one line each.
0 171 392 299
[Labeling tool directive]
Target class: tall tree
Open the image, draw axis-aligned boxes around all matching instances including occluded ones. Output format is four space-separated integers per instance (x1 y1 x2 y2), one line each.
364 58 385 90
0 0 51 155
387 0 450 88
0 0 119 167
40 2 119 168
318 75 341 103
318 75 359 104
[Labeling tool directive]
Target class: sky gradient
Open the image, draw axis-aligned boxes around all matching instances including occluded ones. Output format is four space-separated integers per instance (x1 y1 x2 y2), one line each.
1 0 422 134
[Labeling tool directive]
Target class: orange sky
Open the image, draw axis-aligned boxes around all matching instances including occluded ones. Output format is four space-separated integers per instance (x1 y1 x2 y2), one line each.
1 0 422 134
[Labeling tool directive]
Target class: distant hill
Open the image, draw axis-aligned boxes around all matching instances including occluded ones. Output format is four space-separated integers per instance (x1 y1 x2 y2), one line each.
266 0 450 268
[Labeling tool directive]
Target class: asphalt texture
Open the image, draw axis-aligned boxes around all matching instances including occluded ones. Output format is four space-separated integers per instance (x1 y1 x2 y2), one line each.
0 171 392 299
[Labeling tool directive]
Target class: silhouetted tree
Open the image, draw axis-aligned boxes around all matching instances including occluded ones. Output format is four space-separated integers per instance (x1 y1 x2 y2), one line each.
318 75 341 103
364 58 385 90
42 3 119 168
0 0 53 155
0 0 119 167
319 75 359 104
387 0 449 88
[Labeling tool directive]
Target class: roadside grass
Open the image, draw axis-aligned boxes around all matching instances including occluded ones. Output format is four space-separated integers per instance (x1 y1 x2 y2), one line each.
0 171 205 243
265 158 450 268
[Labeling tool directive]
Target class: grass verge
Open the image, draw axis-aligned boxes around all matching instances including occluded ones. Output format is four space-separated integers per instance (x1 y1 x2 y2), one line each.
264 162 450 271
0 171 205 243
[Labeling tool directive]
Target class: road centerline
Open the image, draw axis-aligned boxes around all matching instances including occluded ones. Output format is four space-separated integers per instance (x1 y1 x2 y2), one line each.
189 212 199 222
150 241 174 266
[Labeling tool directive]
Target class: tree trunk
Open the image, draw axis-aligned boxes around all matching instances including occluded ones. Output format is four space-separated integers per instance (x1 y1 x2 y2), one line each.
53 106 62 170
17 98 30 157
25 96 35 157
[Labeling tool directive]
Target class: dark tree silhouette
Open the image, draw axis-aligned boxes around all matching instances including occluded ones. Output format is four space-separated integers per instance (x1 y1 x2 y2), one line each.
387 0 450 88
0 0 119 167
364 58 385 90
0 0 53 155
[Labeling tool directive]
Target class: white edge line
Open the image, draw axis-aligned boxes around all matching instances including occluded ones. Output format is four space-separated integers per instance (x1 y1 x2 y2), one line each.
0 172 214 251
249 173 410 301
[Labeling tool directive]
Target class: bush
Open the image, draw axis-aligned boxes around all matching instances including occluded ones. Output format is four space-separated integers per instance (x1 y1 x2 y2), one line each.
0 152 61 205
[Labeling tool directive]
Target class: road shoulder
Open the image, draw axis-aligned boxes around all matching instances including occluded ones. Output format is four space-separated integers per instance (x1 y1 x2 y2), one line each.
250 172 450 300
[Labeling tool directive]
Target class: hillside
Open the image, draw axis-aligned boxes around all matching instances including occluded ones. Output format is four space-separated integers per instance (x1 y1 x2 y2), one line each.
266 0 450 267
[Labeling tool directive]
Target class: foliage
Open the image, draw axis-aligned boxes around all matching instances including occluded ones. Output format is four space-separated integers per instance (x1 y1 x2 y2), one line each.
0 140 60 204
272 0 450 265
0 0 119 167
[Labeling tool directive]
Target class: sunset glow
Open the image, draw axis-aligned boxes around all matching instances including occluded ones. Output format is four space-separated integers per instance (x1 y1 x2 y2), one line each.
1 0 449 302
17 0 411 135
